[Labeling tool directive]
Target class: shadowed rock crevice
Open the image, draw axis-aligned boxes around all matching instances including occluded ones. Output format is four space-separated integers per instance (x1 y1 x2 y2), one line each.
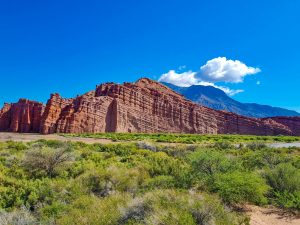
105 99 118 132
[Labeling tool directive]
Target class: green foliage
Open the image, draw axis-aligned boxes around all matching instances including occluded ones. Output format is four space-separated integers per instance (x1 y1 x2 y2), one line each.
265 163 300 209
0 139 299 223
214 171 269 204
61 132 300 144
189 150 237 177
142 175 175 189
245 142 267 150
57 194 129 225
265 163 300 193
22 144 75 177
274 191 300 209
6 141 28 151
189 150 269 205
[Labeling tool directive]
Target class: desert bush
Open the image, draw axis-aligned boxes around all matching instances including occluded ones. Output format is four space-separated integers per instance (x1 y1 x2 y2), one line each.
0 207 37 225
212 141 234 150
1 139 299 222
142 175 175 189
118 197 150 224
273 191 300 209
265 163 300 209
62 132 300 144
137 141 157 152
57 194 129 225
241 149 289 170
143 151 184 177
214 171 269 205
22 145 75 177
82 166 149 197
6 141 28 151
265 163 300 193
245 142 267 150
189 150 238 178
156 145 197 158
118 190 241 225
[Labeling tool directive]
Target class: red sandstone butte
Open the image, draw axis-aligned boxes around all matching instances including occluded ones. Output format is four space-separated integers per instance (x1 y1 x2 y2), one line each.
0 78 299 135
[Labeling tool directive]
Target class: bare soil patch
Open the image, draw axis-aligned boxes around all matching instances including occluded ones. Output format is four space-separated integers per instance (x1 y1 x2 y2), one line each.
246 205 300 225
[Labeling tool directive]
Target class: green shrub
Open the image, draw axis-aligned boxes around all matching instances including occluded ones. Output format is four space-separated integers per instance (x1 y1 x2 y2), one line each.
81 166 149 196
265 163 300 209
6 141 28 151
189 150 239 180
214 171 269 204
213 141 234 150
22 145 75 177
142 175 175 189
241 149 289 170
57 194 129 225
245 142 267 150
265 163 300 193
1 139 299 223
118 190 242 225
274 191 300 209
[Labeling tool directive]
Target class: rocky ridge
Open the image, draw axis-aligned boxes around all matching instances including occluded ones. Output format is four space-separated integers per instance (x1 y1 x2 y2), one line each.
0 78 299 135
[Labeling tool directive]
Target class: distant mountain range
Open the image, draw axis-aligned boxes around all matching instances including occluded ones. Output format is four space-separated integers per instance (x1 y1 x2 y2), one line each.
161 82 300 118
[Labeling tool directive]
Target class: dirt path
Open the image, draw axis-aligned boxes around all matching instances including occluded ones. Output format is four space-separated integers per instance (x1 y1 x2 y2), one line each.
246 205 300 225
0 132 114 144
1 132 300 149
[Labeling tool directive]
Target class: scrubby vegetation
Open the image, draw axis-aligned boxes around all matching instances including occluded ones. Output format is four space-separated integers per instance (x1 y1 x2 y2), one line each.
0 139 299 224
61 132 300 144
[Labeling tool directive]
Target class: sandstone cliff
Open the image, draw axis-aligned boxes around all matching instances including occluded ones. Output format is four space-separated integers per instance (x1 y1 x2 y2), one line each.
0 78 299 135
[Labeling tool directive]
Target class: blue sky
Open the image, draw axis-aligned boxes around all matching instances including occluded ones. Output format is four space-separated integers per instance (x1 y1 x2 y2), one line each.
0 0 299 112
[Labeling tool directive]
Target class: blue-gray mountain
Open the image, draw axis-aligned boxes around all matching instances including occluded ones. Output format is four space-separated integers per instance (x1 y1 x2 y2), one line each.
161 82 300 118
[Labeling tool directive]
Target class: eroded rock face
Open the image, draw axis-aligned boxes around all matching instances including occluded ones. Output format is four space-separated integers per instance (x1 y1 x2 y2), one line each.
0 99 44 133
0 78 299 135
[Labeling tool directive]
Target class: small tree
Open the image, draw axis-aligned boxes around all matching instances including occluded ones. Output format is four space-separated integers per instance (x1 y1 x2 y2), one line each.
22 145 74 177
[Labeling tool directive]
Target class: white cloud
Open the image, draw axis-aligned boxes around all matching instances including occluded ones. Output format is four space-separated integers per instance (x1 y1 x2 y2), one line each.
158 70 198 87
158 70 244 96
197 57 261 83
158 57 261 96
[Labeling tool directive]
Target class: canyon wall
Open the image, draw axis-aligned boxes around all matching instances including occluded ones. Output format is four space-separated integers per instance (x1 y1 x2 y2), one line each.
0 78 299 135
0 99 44 133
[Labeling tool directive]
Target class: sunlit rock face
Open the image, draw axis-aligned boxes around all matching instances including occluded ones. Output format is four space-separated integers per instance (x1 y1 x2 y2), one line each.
0 99 44 133
0 78 299 136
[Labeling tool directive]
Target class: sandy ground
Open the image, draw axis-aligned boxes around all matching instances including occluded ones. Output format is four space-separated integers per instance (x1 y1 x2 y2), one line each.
1 132 300 148
0 132 114 144
246 205 300 225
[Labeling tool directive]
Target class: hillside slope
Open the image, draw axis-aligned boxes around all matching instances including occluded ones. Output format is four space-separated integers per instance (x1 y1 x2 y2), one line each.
162 82 300 118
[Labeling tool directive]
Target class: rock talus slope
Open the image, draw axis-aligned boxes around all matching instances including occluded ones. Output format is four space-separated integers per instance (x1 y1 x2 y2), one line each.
0 78 299 135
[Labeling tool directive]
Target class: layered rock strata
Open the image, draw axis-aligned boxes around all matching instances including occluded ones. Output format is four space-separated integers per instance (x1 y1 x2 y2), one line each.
0 78 299 135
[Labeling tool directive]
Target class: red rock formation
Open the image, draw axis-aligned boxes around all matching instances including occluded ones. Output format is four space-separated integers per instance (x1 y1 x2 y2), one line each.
0 78 299 135
0 99 44 133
